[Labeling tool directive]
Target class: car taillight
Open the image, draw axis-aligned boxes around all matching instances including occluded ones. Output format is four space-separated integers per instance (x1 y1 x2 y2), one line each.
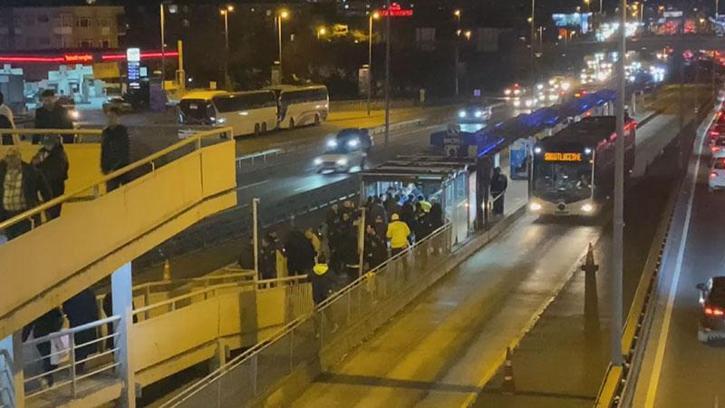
711 171 718 178
711 131 720 137
713 146 721 152
705 307 725 316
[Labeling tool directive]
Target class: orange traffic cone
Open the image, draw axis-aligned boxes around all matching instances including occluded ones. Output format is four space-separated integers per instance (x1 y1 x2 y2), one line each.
502 347 515 394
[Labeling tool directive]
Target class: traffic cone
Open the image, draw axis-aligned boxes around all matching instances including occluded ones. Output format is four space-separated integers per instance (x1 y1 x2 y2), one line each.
163 259 172 281
501 347 515 394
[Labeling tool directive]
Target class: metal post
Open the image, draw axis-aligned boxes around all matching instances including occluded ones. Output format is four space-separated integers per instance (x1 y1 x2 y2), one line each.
253 198 260 277
717 0 720 18
223 11 230 90
368 15 374 116
278 17 283 82
384 0 391 145
70 336 77 397
111 262 136 407
160 3 166 90
612 0 626 367
358 207 366 278
454 12 460 97
177 40 185 90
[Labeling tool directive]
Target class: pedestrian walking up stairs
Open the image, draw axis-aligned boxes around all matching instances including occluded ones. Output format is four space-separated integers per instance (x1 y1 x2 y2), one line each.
0 127 237 407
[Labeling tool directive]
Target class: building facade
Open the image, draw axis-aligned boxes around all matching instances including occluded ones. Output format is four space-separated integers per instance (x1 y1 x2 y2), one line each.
0 6 125 51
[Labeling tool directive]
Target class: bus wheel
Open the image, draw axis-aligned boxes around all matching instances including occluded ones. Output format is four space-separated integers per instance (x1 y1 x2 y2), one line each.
254 123 260 135
289 118 295 129
261 122 267 133
314 114 321 126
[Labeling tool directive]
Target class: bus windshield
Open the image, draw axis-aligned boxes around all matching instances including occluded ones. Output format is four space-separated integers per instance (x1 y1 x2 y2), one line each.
532 161 592 203
179 99 214 124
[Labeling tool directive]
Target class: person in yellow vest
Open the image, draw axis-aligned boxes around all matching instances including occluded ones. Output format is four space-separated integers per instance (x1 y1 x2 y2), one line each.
311 254 333 305
386 213 411 256
417 195 432 212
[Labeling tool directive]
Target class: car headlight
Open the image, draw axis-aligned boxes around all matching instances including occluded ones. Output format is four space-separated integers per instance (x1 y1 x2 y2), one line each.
348 139 359 148
504 89 512 96
513 99 521 107
474 110 483 118
327 139 338 148
525 99 534 108
529 202 542 211
314 158 323 166
216 117 226 124
458 110 466 118
336 158 348 166
513 89 521 95
69 110 80 120
581 203 594 212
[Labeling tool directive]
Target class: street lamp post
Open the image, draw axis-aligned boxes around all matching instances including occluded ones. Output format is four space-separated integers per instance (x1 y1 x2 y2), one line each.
220 5 234 90
367 12 379 116
384 0 391 145
160 3 166 90
277 10 289 83
454 9 461 97
530 0 536 83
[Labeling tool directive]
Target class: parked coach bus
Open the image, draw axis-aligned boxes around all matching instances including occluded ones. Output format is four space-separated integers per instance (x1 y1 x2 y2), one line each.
528 115 636 217
178 90 278 137
267 85 329 129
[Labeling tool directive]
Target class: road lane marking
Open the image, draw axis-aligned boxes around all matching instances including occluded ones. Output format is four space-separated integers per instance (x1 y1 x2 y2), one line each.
644 105 720 407
236 179 269 191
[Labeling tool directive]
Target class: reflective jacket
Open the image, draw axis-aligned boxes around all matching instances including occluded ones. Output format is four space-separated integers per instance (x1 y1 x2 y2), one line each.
387 220 411 249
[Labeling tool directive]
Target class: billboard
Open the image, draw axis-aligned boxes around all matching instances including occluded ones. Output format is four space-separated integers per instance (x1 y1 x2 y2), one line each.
552 12 593 34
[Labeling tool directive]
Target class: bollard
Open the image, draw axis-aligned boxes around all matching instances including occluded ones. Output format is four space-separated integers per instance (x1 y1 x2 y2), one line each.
501 347 515 394
163 259 172 281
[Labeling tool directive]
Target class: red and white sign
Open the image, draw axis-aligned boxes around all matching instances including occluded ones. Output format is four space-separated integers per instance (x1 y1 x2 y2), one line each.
380 2 413 17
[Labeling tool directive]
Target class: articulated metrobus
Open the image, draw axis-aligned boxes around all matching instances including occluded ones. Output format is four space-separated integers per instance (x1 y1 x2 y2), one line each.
267 85 329 129
528 116 636 216
178 90 278 137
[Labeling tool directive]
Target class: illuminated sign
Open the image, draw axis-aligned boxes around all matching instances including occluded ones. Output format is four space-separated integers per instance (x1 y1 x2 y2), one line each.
63 54 93 63
544 152 582 162
126 48 141 63
380 3 414 17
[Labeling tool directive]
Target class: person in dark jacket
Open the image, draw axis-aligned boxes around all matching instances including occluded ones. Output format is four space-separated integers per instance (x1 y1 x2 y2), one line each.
369 197 388 239
101 292 138 350
285 229 316 276
0 148 51 239
32 136 68 219
428 203 444 232
34 89 73 144
22 307 64 386
259 236 277 280
238 238 255 270
63 289 99 373
101 106 131 192
364 225 388 270
337 213 360 282
311 254 333 305
400 202 416 243
490 167 508 215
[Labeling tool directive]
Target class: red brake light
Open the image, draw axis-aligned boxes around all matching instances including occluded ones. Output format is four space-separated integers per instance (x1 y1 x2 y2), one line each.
713 146 721 152
711 172 718 178
705 306 725 316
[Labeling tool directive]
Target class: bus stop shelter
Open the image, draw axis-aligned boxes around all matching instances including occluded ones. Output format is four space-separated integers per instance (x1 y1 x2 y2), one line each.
360 156 477 244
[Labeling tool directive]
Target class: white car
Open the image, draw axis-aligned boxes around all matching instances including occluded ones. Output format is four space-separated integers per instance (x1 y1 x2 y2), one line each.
709 158 725 192
314 144 366 173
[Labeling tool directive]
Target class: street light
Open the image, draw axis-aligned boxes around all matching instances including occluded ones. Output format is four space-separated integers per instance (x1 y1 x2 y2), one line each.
317 27 327 39
464 30 472 40
276 9 289 82
367 11 380 116
220 5 234 90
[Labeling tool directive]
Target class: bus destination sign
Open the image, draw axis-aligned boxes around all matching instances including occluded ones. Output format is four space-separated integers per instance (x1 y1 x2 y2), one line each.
544 152 582 162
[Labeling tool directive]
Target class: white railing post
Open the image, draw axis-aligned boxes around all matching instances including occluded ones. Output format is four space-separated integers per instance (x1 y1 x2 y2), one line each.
111 262 137 407
70 335 77 398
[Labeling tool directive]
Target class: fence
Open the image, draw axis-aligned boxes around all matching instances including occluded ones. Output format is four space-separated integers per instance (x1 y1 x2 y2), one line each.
22 316 121 402
162 223 453 407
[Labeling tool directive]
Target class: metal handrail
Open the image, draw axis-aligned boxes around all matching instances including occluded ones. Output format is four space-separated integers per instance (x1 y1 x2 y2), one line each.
162 222 452 407
24 315 120 347
131 270 256 294
0 126 233 232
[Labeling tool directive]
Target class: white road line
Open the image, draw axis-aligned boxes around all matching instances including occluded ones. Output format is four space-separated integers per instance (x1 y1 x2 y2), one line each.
644 105 720 407
236 179 269 191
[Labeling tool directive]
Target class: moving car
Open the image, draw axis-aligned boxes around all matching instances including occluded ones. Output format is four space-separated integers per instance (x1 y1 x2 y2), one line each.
314 142 366 173
697 277 725 343
712 137 725 160
708 158 725 192
103 96 134 113
709 123 725 142
457 104 492 123
328 128 373 153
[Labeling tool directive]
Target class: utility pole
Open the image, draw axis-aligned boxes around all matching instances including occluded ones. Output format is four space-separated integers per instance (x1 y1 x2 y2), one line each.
530 0 536 83
252 198 260 278
384 0 392 145
612 0 626 367
454 9 461 98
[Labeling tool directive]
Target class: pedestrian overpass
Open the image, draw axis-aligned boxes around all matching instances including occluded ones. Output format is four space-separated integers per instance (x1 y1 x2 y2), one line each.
0 127 241 407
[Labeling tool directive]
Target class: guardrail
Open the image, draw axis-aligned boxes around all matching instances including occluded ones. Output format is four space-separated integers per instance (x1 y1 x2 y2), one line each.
594 102 712 407
161 223 453 407
236 148 283 169
22 315 121 402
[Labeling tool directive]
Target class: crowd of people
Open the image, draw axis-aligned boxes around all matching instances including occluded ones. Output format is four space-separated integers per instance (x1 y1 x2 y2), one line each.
0 90 130 240
241 189 445 306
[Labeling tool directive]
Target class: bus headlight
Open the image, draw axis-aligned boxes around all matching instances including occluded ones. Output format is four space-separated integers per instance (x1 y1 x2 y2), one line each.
529 202 542 211
314 158 323 165
581 203 594 213
347 139 359 148
458 110 467 118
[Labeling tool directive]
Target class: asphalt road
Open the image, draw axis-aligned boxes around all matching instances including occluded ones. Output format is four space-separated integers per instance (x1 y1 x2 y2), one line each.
631 107 725 408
